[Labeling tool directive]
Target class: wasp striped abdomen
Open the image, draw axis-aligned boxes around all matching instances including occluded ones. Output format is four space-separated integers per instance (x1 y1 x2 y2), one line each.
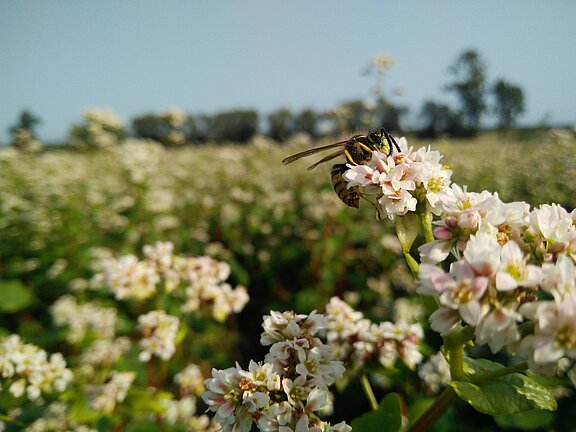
331 163 360 208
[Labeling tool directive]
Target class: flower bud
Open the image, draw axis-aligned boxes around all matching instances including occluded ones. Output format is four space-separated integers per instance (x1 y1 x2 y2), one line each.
433 226 453 240
444 216 459 229
457 211 480 230
548 241 568 255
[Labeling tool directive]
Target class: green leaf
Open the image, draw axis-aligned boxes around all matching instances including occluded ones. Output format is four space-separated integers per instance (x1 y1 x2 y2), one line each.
449 358 557 415
462 357 505 375
0 280 35 312
494 410 555 430
351 393 404 432
395 213 420 252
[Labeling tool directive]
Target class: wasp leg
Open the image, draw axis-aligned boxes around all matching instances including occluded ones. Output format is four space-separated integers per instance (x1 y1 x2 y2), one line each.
357 142 374 153
359 193 383 219
344 149 358 165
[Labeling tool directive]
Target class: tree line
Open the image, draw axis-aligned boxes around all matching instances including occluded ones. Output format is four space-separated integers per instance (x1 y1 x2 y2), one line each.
6 49 527 148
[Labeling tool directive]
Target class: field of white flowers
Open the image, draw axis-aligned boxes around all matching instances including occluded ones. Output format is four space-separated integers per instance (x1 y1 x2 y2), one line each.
1 127 576 431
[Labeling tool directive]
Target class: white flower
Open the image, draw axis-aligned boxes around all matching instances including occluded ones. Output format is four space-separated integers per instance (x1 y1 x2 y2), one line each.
51 295 117 343
323 297 423 371
175 363 206 396
475 307 522 353
143 241 174 273
90 372 135 413
0 335 72 401
378 188 418 219
80 337 131 367
137 310 180 361
495 241 541 291
342 164 377 188
463 232 501 277
418 352 451 393
203 309 347 432
202 366 243 425
520 294 576 367
98 255 159 301
418 240 452 264
528 203 574 242
422 260 489 326
541 254 576 300
429 307 461 336
161 396 197 425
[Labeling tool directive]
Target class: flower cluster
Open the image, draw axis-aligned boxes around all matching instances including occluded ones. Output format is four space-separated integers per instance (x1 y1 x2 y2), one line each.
137 310 180 362
175 363 206 397
51 295 117 343
94 241 249 321
79 337 132 367
24 402 97 432
202 310 350 432
89 371 136 413
323 297 423 370
417 183 576 371
418 184 528 264
0 335 73 401
11 128 43 153
418 351 451 393
343 138 452 220
95 254 160 301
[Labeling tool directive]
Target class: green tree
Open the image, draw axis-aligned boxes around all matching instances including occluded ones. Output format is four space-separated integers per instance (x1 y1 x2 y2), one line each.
132 109 193 146
267 108 293 142
446 49 487 135
417 100 462 138
492 79 525 130
375 97 407 133
293 108 319 138
330 99 375 134
9 110 42 151
9 110 41 139
206 109 259 143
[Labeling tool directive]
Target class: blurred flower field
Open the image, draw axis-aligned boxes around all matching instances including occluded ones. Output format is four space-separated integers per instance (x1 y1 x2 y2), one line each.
1 128 576 431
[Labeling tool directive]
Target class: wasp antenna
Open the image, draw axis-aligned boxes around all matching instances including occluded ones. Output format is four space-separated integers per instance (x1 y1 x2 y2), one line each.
383 128 401 153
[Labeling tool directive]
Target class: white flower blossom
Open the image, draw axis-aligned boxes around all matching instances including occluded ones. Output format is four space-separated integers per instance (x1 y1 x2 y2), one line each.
418 351 451 393
138 310 180 361
203 310 350 432
0 335 73 401
89 371 135 413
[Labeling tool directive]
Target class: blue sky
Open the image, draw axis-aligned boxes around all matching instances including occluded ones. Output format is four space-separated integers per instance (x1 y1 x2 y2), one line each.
1 1 574 142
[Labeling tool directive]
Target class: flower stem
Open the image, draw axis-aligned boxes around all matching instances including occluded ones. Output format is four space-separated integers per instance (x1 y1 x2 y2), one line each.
443 328 472 381
403 251 420 278
408 387 458 432
395 216 421 278
360 373 379 411
420 211 435 243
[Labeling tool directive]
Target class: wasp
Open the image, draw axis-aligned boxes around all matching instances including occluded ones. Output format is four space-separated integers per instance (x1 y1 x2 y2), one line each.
282 128 400 208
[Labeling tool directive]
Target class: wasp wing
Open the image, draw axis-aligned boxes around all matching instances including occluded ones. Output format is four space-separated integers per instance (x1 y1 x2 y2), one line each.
281 140 349 166
306 150 343 171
